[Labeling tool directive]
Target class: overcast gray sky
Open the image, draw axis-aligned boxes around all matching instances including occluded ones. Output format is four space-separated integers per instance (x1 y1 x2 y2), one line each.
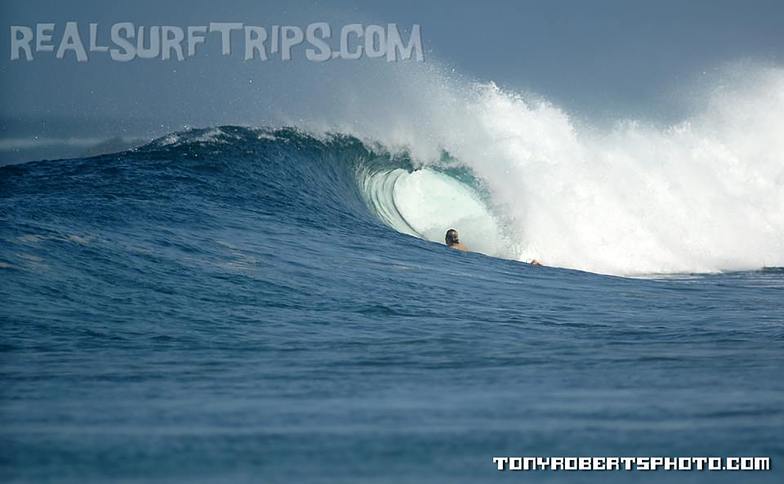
1 0 782 147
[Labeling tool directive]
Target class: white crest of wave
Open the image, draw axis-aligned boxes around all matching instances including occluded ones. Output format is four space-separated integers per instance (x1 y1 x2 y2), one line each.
307 63 784 275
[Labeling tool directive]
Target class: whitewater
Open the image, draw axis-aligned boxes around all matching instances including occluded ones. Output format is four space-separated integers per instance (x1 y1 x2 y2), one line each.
294 63 784 276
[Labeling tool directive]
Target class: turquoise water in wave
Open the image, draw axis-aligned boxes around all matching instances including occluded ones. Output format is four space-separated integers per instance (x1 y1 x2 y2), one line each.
1 127 782 483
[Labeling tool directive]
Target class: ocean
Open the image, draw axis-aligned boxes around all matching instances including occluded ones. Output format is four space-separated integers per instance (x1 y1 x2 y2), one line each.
1 124 783 482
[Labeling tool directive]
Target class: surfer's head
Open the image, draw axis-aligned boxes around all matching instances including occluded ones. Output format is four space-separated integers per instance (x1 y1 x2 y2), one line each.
445 229 460 247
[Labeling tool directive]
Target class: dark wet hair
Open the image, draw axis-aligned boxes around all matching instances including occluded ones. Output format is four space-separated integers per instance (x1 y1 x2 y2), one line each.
445 229 459 246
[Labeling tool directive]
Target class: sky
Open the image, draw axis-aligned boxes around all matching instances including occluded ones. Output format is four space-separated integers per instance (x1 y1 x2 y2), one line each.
0 0 782 162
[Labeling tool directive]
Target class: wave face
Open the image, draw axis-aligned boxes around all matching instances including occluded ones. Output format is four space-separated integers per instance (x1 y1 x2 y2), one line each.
141 126 516 261
2 119 782 276
143 127 513 257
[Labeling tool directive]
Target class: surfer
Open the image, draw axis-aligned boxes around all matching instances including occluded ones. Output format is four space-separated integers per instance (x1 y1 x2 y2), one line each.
445 229 469 251
445 228 542 266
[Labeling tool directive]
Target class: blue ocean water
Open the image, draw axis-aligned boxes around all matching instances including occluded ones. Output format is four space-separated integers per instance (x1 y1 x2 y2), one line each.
1 127 782 483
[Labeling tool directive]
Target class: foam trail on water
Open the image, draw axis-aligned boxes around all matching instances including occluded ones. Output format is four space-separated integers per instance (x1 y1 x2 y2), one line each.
303 62 784 275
